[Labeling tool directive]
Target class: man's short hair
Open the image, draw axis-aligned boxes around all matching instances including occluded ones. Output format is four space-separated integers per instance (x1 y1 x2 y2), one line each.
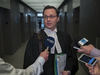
43 5 59 17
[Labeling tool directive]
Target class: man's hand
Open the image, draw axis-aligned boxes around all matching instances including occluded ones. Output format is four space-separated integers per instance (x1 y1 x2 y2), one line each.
39 49 49 62
85 57 100 75
61 71 70 75
78 44 94 55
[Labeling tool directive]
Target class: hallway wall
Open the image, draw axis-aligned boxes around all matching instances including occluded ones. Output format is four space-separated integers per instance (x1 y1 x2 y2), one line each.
60 7 65 32
58 0 74 39
79 0 100 74
10 0 21 54
0 0 37 57
73 7 79 38
2 8 12 55
0 8 4 57
66 0 73 38
22 5 36 42
79 0 100 47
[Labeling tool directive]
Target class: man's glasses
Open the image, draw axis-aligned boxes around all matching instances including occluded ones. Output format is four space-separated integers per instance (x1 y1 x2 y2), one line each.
43 16 57 19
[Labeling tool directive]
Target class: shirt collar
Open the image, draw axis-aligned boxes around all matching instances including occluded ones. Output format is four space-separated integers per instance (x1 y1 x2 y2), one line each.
44 27 57 33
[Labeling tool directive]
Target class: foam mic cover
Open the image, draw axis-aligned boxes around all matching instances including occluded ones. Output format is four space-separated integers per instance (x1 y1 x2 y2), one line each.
71 36 82 48
45 36 55 51
72 35 89 50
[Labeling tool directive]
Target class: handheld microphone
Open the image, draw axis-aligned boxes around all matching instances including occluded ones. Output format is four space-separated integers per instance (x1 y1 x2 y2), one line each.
72 36 88 50
45 36 55 51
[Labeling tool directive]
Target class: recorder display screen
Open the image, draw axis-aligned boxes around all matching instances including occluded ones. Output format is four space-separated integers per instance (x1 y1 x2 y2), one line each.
80 55 96 65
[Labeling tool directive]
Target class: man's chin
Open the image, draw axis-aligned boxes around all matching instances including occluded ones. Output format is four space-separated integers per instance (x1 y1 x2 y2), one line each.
46 27 56 31
46 26 52 29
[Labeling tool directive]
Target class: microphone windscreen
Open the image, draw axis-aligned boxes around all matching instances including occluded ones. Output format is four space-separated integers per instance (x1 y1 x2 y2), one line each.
45 36 55 48
73 36 82 44
71 36 82 48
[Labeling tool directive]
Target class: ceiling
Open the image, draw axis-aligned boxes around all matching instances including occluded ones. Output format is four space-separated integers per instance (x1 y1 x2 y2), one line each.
0 0 80 13
21 0 80 12
0 0 10 9
21 0 64 12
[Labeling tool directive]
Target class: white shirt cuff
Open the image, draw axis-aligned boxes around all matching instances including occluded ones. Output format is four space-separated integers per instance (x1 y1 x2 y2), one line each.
34 56 45 66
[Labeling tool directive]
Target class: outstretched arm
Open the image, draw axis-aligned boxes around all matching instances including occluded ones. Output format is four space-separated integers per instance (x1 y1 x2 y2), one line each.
78 44 100 57
0 50 49 75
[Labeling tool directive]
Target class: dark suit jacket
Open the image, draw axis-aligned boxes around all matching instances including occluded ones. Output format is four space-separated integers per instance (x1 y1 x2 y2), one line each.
23 29 78 75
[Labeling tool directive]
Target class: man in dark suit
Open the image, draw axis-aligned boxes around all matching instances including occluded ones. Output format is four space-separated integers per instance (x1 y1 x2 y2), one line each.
23 5 78 75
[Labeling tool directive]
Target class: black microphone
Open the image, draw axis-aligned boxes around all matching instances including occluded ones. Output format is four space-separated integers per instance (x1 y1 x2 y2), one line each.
72 36 88 50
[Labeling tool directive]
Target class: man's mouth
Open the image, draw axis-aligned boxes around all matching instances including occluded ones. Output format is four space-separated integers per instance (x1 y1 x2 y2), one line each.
47 23 52 25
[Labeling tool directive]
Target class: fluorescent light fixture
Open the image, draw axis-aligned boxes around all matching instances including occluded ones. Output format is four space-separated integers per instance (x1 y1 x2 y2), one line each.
37 13 43 17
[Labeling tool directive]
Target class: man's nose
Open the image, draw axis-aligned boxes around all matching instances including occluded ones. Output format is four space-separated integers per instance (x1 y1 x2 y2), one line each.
47 17 51 21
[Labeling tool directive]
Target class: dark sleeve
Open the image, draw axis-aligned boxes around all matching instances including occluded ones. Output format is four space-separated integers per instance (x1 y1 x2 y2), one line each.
23 35 39 69
64 34 79 75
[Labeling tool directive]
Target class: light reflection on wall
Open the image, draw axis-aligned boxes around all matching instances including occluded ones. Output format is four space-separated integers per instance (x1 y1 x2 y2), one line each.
26 14 28 23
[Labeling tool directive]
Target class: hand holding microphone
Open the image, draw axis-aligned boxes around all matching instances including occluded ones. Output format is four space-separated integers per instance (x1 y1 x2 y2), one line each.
72 36 88 50
39 49 49 62
78 44 95 55
72 36 95 55
40 36 55 61
72 36 100 75
85 57 100 75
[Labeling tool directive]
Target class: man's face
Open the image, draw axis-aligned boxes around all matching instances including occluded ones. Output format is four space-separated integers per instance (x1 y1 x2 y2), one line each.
43 9 59 31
